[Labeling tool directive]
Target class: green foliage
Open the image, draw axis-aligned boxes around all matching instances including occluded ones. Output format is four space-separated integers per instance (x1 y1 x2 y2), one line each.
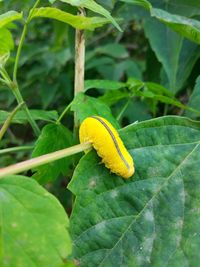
32 123 73 184
0 10 22 28
84 79 126 91
0 109 58 124
31 7 110 30
58 0 121 31
186 75 200 119
0 0 200 266
0 175 72 267
71 93 119 128
151 8 200 44
69 116 200 266
0 28 14 57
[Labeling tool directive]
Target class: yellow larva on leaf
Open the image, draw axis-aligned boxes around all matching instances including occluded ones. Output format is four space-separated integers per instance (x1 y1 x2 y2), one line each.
79 116 135 179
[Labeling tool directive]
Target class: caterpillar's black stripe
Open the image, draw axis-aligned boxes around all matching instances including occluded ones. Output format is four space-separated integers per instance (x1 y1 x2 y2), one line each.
91 116 130 170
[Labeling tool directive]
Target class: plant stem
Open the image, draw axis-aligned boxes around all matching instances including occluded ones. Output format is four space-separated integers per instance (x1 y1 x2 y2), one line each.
57 102 72 124
13 0 41 83
13 24 28 83
0 146 33 155
0 102 25 141
12 85 40 136
0 142 92 178
74 8 85 128
117 99 130 121
0 68 12 83
0 78 10 87
10 0 41 136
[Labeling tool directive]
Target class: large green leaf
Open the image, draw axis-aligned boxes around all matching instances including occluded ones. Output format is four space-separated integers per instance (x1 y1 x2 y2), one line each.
0 175 71 267
70 93 119 128
0 109 58 124
149 0 200 16
59 0 121 31
122 0 200 93
0 10 22 28
68 116 200 266
32 123 73 184
31 7 110 30
151 8 200 45
122 0 200 16
144 18 200 93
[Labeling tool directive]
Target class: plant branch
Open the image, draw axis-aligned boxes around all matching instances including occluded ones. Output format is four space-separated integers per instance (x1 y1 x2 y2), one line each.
57 102 72 124
117 99 131 121
0 146 33 155
74 8 85 128
0 142 92 178
0 77 10 87
10 0 41 136
0 102 25 141
11 84 40 136
13 0 41 82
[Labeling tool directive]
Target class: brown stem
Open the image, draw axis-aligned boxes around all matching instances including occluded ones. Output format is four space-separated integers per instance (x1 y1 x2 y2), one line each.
74 8 85 128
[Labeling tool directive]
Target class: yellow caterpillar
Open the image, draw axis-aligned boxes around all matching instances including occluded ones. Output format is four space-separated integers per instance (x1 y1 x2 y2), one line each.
79 116 134 179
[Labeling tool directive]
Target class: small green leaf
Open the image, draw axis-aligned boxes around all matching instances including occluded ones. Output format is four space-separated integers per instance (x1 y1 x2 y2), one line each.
0 110 58 124
32 123 73 184
0 175 71 267
59 0 122 31
71 92 119 128
0 28 14 58
0 11 23 28
145 82 174 97
100 89 129 106
31 7 110 30
84 79 126 91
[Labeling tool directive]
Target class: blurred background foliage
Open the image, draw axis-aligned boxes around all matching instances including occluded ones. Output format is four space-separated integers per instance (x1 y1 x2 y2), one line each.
0 0 200 209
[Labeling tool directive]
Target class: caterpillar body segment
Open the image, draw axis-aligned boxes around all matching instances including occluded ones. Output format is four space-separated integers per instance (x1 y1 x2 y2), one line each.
79 116 134 179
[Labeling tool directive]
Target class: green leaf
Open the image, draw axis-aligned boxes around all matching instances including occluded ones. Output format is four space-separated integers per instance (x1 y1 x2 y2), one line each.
99 89 130 106
0 28 14 58
185 75 200 119
68 116 200 266
120 0 152 10
59 0 121 31
95 43 129 59
32 123 73 184
84 79 126 91
144 18 200 93
134 90 200 115
149 0 200 17
123 0 200 92
0 175 71 267
0 11 23 28
0 110 58 124
151 8 200 45
31 7 110 30
70 93 119 128
123 1 200 44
